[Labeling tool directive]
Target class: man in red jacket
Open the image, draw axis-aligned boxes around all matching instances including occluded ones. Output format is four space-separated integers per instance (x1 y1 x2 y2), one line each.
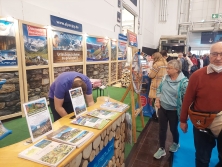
180 42 222 167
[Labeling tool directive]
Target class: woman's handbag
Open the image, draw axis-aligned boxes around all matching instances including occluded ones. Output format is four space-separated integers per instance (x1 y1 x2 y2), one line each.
188 104 219 130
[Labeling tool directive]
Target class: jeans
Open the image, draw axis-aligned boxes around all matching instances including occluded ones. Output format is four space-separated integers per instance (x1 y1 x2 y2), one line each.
158 106 179 148
49 98 74 122
193 126 222 167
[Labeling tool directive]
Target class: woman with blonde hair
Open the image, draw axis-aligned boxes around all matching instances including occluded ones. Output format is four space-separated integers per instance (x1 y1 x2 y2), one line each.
148 52 167 119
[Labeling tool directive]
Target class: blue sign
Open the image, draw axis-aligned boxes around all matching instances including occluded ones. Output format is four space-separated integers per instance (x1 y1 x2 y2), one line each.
118 34 127 41
50 15 82 32
88 138 114 167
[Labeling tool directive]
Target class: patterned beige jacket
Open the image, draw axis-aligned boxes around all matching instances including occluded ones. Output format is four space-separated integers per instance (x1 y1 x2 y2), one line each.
148 58 167 98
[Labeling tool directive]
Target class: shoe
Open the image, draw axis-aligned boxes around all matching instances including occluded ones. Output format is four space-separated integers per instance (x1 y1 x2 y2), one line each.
169 143 180 152
153 148 166 159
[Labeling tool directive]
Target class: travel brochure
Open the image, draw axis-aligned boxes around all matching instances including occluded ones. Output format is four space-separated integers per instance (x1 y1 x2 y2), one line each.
69 87 87 117
18 139 75 167
71 115 110 130
100 101 129 112
23 97 53 143
47 126 94 148
87 109 120 120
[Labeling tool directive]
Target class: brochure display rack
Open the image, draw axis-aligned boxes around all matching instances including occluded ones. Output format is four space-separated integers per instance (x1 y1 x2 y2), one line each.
0 97 128 167
120 30 144 143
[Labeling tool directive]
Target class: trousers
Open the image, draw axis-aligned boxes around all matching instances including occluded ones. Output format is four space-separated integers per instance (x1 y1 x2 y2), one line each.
193 126 222 167
158 106 179 148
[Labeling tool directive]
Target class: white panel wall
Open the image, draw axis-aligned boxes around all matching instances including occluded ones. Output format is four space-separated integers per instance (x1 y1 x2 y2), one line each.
140 0 156 49
153 0 179 48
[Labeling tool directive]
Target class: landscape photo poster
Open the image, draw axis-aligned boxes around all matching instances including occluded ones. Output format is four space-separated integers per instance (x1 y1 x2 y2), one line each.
86 36 109 61
118 41 127 60
22 24 48 66
23 97 53 143
111 40 117 61
69 87 87 117
52 30 83 63
0 20 17 66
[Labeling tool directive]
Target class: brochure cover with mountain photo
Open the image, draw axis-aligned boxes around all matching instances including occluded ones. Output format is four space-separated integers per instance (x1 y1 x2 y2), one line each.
22 24 48 66
18 139 75 167
0 20 17 66
69 87 87 117
23 97 53 143
47 126 94 148
71 115 110 130
87 109 120 120
100 101 129 113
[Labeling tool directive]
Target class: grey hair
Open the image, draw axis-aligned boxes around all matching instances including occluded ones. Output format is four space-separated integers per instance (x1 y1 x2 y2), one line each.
168 59 182 73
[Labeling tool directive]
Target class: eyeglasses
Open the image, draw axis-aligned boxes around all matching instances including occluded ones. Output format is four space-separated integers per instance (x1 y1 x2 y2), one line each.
210 52 222 57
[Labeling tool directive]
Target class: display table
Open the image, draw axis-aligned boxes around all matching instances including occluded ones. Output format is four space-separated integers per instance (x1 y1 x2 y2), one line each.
0 97 128 167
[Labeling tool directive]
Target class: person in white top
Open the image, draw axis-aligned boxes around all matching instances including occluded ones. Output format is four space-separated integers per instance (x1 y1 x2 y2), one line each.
199 55 204 68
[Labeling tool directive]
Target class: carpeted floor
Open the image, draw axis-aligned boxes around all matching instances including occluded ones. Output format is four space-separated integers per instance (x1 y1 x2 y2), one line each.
173 120 218 167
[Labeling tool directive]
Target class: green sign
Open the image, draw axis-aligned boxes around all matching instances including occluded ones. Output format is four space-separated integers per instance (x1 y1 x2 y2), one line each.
212 14 218 19
212 13 222 19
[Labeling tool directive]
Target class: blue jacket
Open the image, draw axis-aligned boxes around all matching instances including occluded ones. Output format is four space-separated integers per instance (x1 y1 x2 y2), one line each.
156 73 188 118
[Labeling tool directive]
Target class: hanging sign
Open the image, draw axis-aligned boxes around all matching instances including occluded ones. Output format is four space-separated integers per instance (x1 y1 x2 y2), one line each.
127 30 138 47
50 15 82 32
118 33 127 41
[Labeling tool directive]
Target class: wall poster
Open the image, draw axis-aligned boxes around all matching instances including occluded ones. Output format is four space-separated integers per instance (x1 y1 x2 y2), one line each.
0 20 17 66
111 40 117 61
52 30 83 63
22 24 48 66
86 37 109 61
118 41 127 60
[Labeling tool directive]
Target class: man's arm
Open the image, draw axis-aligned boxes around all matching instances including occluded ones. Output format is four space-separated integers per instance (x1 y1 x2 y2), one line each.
85 94 95 106
54 96 68 117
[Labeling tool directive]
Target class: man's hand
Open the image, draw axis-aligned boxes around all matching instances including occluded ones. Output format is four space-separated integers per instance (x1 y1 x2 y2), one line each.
180 122 188 133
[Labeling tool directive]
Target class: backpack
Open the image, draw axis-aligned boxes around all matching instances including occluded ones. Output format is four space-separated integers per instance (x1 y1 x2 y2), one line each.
182 58 189 72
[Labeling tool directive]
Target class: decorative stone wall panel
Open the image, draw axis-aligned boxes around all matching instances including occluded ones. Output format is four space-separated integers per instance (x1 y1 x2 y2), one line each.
118 62 126 80
26 68 49 101
86 63 109 85
111 62 117 82
54 65 83 79
0 72 21 116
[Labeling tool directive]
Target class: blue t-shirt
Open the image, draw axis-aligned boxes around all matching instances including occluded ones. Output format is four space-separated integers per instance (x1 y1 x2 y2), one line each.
48 72 92 102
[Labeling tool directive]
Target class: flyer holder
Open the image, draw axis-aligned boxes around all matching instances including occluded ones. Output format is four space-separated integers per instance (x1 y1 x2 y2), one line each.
23 97 53 143
120 30 144 143
69 87 87 118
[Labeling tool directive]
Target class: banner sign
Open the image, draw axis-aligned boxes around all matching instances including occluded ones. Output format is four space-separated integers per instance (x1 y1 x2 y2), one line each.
52 30 83 63
50 15 82 32
118 41 127 60
201 31 222 44
127 30 138 47
86 37 109 61
27 25 46 36
22 24 48 66
111 40 117 61
0 20 17 66
88 138 114 167
118 33 127 42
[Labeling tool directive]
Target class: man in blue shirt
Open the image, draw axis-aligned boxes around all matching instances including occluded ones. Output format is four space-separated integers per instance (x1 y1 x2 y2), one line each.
48 72 94 121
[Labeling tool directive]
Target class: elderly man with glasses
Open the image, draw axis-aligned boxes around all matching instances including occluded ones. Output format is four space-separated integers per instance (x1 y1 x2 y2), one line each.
180 42 222 167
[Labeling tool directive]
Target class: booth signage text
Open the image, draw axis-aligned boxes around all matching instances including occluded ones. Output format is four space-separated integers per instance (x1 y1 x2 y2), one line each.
50 15 82 32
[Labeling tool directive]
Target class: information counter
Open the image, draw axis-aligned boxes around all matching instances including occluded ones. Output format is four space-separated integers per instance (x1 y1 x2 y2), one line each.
0 97 128 167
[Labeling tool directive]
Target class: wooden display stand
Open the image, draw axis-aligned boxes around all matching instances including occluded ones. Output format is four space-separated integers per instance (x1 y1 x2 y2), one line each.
120 45 144 143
